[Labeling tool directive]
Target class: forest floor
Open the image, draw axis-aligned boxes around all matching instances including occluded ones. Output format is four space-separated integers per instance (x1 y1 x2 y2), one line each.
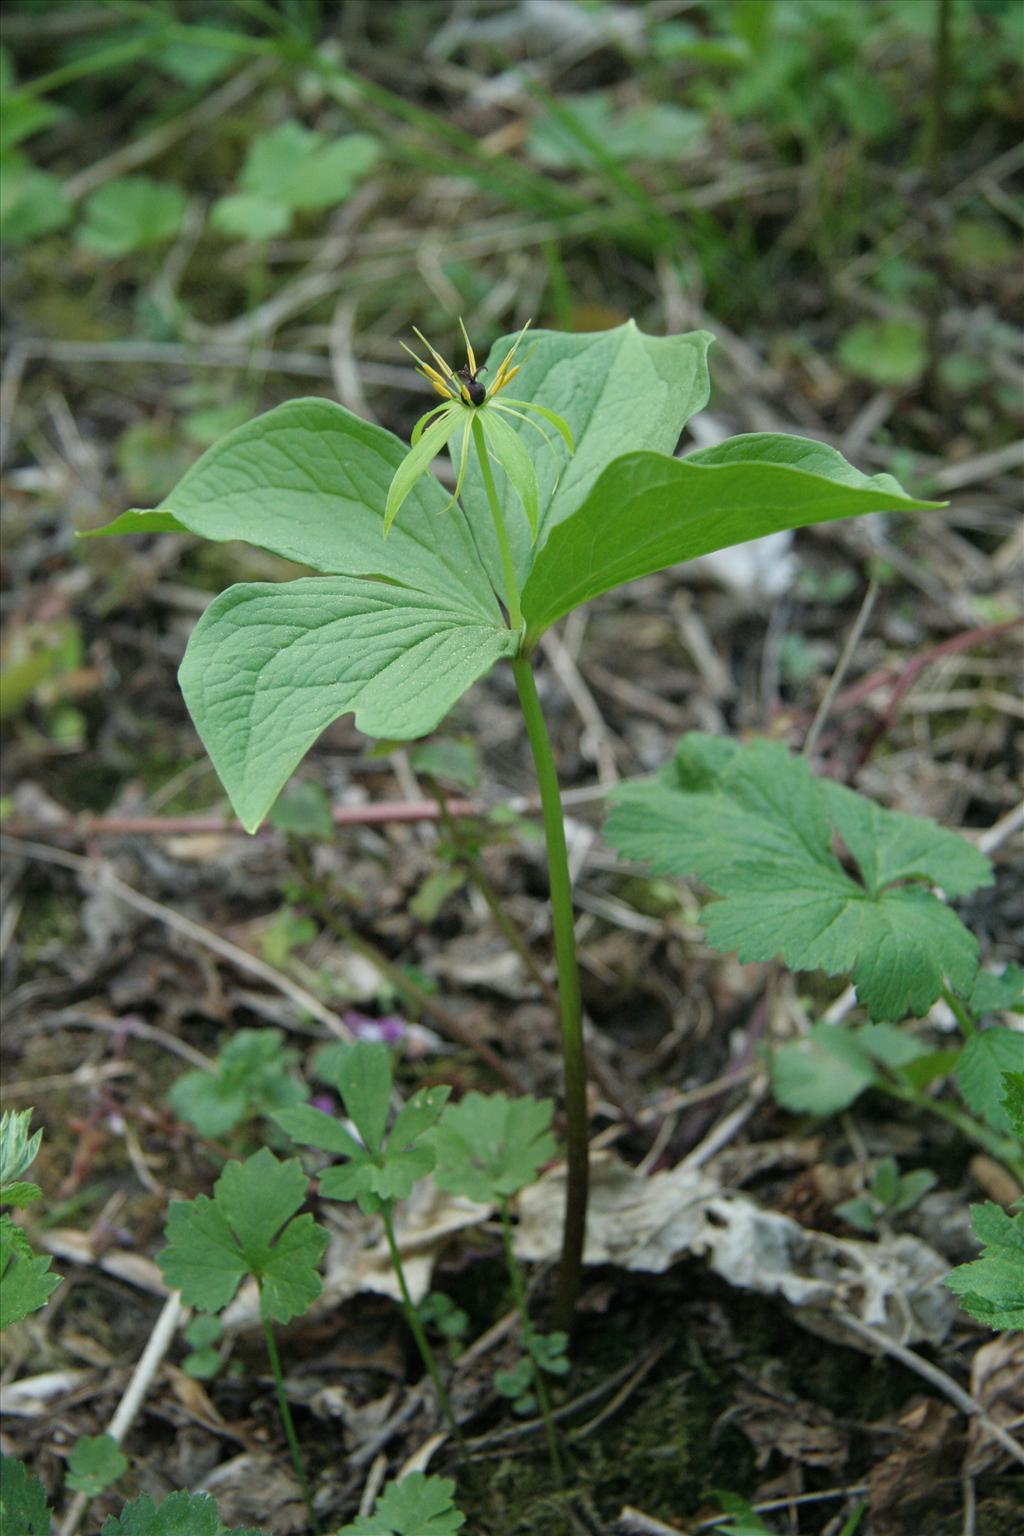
2 4 1022 1534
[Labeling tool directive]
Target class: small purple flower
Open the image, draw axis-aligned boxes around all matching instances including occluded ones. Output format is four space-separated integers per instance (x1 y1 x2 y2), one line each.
343 1010 408 1044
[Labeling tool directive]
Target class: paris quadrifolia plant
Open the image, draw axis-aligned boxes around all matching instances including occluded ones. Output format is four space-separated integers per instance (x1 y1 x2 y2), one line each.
85 318 942 1331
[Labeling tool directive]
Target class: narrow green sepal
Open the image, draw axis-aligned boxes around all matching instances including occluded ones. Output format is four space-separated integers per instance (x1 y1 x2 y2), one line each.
384 408 464 536
479 408 541 544
498 398 575 453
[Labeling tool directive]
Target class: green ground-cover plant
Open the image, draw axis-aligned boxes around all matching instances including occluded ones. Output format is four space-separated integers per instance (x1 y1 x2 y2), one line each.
834 1155 936 1234
211 119 381 241
169 1027 308 1137
944 1069 1024 1331
64 1433 127 1498
605 734 1024 1182
87 318 939 1333
0 1109 61 1331
335 1473 464 1536
157 1147 328 1531
273 1041 458 1436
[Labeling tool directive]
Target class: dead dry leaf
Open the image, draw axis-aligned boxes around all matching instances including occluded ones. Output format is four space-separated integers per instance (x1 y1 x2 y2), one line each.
965 1333 1024 1477
725 1385 848 1471
868 1397 959 1536
516 1153 958 1348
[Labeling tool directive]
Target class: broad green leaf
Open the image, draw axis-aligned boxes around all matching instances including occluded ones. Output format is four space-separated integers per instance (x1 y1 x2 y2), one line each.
177 577 518 831
239 121 317 201
0 1453 51 1535
274 1104 368 1162
279 1057 446 1214
169 1030 306 1138
607 735 988 1021
269 780 335 840
521 435 942 637
770 1023 880 1116
0 1109 42 1193
408 736 481 791
156 37 235 88
76 176 186 257
211 193 290 241
100 1490 263 1535
528 92 704 168
433 1092 557 1203
388 1086 452 1157
970 964 1024 1017
289 134 380 210
409 867 467 922
713 1490 775 1536
956 1028 1024 1134
1 1182 40 1210
66 1434 126 1496
1002 1073 1024 1141
334 1042 392 1153
945 1203 1024 1330
837 320 927 388
337 1472 464 1536
821 779 992 899
85 400 498 619
461 323 713 596
240 121 379 212
0 153 71 243
0 1216 61 1329
0 91 64 151
157 1149 327 1323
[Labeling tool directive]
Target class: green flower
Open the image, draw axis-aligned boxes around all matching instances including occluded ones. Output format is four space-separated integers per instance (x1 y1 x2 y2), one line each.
384 319 574 539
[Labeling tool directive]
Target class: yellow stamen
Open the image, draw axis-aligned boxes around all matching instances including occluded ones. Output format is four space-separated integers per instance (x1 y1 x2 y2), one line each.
488 319 532 398
458 317 477 375
412 327 459 385
420 363 456 399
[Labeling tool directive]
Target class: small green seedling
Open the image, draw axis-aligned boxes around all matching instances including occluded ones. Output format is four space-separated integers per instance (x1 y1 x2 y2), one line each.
945 1069 1024 1331
157 1148 328 1533
275 1042 457 1435
0 1452 51 1535
275 1041 450 1213
182 1313 224 1379
169 1028 308 1138
0 1108 61 1331
418 1291 470 1355
211 119 380 241
607 734 1024 1178
90 319 940 1328
606 732 994 1023
433 1091 565 1473
335 1472 465 1536
66 1433 128 1496
76 176 187 258
835 1156 937 1234
99 1490 263 1535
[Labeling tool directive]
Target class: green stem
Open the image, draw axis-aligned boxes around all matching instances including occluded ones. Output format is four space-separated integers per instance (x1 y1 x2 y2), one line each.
883 1083 1024 1181
472 415 522 631
942 986 977 1040
501 1198 565 1483
260 1295 320 1536
511 656 589 1332
381 1204 462 1442
468 415 588 1327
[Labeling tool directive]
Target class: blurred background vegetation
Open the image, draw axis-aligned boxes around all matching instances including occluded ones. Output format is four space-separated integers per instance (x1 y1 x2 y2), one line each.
2 0 1021 802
